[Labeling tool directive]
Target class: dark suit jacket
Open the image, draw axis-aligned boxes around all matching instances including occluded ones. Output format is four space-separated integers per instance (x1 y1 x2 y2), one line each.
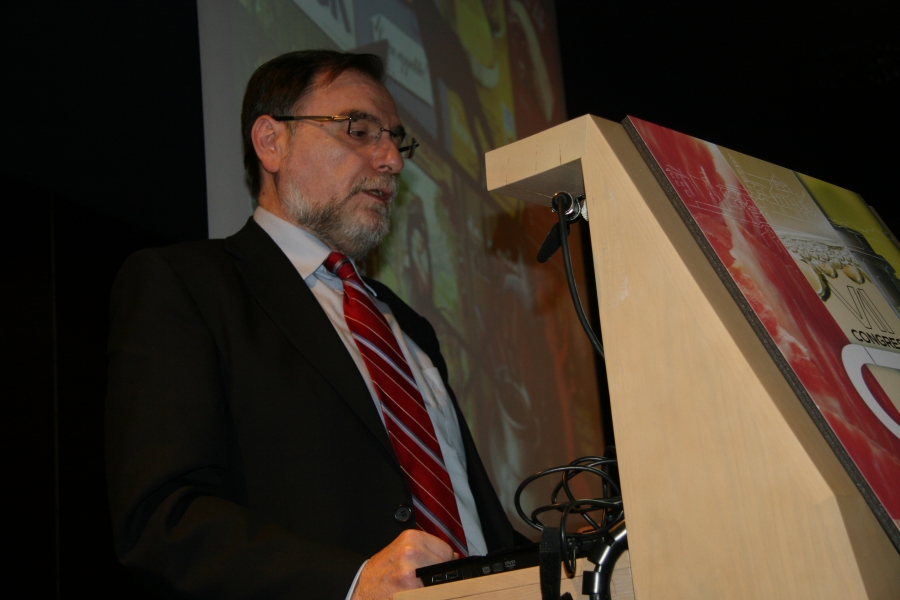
105 218 518 598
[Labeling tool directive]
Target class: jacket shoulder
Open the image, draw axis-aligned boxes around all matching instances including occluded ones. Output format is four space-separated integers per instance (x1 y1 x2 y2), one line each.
113 239 230 292
115 217 270 291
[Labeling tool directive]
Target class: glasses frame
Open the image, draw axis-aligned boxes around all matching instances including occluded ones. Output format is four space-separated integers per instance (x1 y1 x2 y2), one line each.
272 114 418 159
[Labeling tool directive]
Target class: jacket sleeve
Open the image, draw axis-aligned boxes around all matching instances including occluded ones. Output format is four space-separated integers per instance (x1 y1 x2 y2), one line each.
105 248 365 598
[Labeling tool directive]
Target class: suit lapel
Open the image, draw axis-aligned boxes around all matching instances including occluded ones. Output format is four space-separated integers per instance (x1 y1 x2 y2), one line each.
224 219 397 461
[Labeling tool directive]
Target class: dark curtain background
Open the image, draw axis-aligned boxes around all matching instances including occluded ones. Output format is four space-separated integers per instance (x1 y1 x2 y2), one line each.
2 1 896 596
4 3 207 598
556 0 899 228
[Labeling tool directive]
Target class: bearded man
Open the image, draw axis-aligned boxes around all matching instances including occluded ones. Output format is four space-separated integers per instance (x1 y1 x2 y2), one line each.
105 50 520 599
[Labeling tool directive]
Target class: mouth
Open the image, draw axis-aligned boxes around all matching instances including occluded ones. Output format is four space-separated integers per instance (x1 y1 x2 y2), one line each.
350 175 399 205
363 187 392 201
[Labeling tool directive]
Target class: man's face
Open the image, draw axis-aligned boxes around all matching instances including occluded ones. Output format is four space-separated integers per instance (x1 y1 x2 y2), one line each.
276 70 404 260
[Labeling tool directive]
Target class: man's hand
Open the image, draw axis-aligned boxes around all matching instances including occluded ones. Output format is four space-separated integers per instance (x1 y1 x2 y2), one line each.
351 530 458 600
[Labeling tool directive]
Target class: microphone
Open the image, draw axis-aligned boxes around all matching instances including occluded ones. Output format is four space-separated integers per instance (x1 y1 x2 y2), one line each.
537 219 568 263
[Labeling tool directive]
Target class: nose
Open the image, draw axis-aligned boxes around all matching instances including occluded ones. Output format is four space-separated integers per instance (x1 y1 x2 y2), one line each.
371 135 404 174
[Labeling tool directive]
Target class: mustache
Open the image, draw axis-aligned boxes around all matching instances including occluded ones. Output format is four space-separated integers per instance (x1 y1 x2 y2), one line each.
348 174 399 202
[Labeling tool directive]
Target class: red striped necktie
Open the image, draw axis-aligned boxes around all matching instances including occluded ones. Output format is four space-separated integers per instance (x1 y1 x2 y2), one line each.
324 252 468 556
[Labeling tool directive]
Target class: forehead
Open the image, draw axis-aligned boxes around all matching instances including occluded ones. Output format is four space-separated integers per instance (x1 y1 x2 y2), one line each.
301 70 400 126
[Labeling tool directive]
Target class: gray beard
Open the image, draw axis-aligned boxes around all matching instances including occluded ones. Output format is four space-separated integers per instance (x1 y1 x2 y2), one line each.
281 175 397 261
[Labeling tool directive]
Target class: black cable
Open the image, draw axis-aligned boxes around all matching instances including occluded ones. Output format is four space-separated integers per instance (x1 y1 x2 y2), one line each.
553 192 605 359
533 199 618 595
514 455 623 579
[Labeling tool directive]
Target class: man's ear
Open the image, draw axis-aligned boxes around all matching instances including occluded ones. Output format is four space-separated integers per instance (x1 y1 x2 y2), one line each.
251 115 287 175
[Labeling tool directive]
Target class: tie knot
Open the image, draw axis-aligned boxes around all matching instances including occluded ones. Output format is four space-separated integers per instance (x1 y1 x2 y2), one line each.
324 251 360 283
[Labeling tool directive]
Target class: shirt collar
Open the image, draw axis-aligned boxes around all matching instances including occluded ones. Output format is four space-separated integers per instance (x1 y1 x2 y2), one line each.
254 206 331 279
252 206 378 296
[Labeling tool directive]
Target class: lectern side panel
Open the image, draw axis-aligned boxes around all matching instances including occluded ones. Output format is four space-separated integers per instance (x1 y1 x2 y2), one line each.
625 117 900 550
579 116 900 598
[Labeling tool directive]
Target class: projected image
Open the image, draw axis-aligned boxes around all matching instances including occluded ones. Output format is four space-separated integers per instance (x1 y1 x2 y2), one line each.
200 0 604 535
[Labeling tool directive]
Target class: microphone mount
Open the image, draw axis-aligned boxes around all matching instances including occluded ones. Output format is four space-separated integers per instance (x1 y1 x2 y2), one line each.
537 192 587 264
550 191 587 224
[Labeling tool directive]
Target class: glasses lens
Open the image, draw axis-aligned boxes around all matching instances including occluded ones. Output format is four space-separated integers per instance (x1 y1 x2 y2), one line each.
390 130 408 149
347 117 411 154
346 117 380 144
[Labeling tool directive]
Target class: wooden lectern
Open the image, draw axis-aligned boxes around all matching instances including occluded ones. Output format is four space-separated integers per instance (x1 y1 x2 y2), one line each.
398 116 900 599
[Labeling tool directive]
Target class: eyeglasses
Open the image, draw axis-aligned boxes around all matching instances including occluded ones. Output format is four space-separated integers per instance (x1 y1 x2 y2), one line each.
272 114 419 159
